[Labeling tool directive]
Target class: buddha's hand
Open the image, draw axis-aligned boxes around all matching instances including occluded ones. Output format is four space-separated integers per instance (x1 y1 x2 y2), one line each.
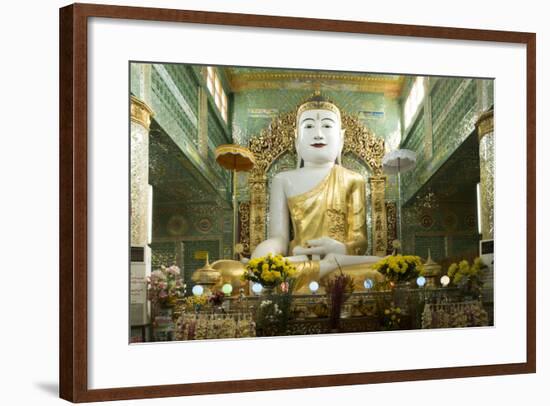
292 237 347 257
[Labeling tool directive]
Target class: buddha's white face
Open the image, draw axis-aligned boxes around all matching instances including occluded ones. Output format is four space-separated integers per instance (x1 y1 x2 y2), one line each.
296 109 343 166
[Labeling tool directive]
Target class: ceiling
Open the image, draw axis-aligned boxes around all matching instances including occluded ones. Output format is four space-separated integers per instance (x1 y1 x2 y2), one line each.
222 67 406 97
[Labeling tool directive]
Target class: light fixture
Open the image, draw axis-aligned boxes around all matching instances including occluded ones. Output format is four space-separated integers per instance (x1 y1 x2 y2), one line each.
416 276 426 287
309 281 319 293
363 279 374 289
222 283 233 295
192 285 204 296
251 283 263 295
440 275 450 287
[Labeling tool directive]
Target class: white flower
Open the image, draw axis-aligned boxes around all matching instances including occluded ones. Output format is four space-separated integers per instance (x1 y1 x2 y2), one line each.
151 270 165 280
260 300 272 307
167 265 180 275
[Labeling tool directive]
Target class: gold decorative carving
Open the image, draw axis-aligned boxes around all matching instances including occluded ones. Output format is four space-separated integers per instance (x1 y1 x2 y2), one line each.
248 113 296 176
341 114 385 176
326 208 346 242
247 99 386 253
386 201 397 252
130 95 154 130
226 70 405 97
370 176 388 257
238 202 251 255
248 175 268 251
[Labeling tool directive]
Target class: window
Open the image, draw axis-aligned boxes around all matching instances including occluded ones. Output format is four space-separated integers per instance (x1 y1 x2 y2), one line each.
403 76 425 129
205 66 228 122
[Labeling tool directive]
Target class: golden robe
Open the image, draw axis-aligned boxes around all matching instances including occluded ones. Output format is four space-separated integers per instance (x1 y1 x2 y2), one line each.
286 164 381 293
287 164 368 256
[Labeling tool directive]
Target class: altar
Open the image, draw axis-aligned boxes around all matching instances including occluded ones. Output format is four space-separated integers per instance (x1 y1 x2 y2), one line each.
129 63 494 343
150 286 491 342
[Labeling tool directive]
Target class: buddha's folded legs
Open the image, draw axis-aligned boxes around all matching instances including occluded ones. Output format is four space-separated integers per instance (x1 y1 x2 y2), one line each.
290 256 384 294
211 257 384 295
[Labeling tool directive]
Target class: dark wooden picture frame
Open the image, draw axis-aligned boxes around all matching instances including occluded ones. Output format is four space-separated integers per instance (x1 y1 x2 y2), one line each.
59 3 536 402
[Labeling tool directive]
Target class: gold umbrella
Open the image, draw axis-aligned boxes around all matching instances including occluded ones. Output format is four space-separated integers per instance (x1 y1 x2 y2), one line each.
214 144 255 258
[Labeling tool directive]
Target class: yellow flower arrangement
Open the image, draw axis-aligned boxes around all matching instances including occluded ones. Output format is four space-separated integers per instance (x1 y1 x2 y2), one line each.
242 253 297 288
372 255 424 283
183 294 208 311
446 257 485 292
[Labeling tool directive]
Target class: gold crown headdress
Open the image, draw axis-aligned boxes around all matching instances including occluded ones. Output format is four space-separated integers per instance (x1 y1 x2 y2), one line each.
295 93 342 137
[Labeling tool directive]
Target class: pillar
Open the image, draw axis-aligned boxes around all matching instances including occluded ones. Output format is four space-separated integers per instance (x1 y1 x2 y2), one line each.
197 87 209 159
476 109 494 240
130 95 154 246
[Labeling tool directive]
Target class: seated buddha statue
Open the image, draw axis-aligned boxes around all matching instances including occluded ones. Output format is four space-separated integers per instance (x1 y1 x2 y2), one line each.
206 95 384 294
250 95 383 292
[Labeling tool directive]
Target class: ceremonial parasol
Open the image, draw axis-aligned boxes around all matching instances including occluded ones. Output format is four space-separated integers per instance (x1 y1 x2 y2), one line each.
214 144 256 258
382 149 417 245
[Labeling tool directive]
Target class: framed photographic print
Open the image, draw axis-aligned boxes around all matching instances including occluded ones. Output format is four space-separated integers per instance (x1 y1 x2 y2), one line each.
59 3 536 402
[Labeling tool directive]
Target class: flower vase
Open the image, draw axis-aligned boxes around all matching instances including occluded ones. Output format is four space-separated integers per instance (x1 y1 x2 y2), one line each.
151 301 170 319
262 285 275 297
395 280 412 290
392 281 411 310
328 292 344 332
158 304 173 318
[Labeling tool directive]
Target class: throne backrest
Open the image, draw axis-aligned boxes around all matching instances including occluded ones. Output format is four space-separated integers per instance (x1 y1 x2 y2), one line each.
243 106 389 256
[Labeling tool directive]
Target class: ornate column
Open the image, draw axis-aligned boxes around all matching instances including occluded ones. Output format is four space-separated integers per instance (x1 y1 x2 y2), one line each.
476 79 492 113
476 109 494 240
197 87 209 158
248 174 268 253
130 95 154 246
370 176 388 256
423 77 434 159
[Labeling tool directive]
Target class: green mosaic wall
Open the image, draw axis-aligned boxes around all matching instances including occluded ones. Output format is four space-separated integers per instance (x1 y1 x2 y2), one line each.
151 65 199 149
432 80 478 162
400 78 487 204
431 78 463 123
150 241 179 270
132 63 232 195
397 77 493 260
132 62 235 263
400 131 481 260
402 201 480 263
130 64 141 97
152 200 234 260
207 110 231 183
400 109 426 204
232 89 400 147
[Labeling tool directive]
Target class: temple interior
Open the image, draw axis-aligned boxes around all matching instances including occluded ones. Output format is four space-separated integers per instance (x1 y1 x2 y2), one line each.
129 63 494 342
